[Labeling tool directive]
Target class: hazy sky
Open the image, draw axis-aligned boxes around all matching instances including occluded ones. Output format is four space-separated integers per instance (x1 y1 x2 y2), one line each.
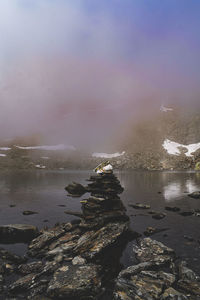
0 0 200 145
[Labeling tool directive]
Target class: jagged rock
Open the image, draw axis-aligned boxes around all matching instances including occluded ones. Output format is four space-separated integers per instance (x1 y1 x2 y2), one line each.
114 238 200 300
65 182 86 196
18 261 44 275
188 191 200 199
9 273 36 293
114 270 175 300
133 238 175 265
130 203 150 209
72 256 86 265
74 222 129 259
0 224 39 243
28 223 73 257
160 287 188 299
178 261 200 281
47 264 102 299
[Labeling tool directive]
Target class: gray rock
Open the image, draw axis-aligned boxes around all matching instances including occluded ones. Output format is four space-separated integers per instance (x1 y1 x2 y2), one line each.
47 264 102 299
18 261 44 275
65 182 86 196
160 287 188 299
133 238 175 266
72 256 86 265
74 221 129 259
28 223 73 257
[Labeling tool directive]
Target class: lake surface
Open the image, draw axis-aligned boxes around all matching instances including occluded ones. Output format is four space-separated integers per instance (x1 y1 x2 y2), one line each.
0 170 200 274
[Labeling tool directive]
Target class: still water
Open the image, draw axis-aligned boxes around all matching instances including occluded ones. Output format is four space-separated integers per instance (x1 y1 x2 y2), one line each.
0 170 200 274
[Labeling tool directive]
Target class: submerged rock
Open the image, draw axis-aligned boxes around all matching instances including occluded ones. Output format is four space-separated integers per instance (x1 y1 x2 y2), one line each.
130 203 151 209
22 210 38 215
0 224 39 243
152 212 166 220
165 206 180 212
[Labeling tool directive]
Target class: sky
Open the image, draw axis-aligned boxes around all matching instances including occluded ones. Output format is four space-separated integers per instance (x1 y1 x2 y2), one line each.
0 0 200 147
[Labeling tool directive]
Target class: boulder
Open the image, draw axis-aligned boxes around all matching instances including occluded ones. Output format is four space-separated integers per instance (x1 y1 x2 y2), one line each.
47 264 102 299
188 191 200 199
0 224 39 243
74 221 129 259
65 182 86 196
133 238 175 266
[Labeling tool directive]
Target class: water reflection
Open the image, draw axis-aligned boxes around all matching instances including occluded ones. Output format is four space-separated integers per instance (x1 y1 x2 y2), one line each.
163 176 199 202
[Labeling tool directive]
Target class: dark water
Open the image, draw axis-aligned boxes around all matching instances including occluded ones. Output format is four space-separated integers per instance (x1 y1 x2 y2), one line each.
0 170 200 274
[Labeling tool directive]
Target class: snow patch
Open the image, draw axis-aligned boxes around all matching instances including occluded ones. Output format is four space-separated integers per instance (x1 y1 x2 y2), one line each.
0 153 6 157
163 139 200 157
0 147 11 151
15 144 76 151
160 105 173 112
92 151 125 158
35 164 46 169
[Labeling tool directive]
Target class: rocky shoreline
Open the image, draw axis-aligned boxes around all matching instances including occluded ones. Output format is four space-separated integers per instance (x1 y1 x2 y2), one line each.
0 171 199 299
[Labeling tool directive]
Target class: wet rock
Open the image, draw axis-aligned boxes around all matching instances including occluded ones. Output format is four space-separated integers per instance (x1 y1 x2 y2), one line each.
65 182 86 196
188 191 200 199
152 212 166 220
114 238 200 300
133 238 175 265
114 270 175 300
74 221 129 259
47 264 102 299
18 261 44 275
165 206 180 212
22 210 38 215
160 287 188 299
144 227 169 236
0 224 39 243
178 261 200 281
28 223 73 257
130 203 150 209
72 256 86 265
9 273 36 293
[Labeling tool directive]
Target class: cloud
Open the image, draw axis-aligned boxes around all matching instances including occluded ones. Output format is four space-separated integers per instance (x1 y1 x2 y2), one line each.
0 1 200 146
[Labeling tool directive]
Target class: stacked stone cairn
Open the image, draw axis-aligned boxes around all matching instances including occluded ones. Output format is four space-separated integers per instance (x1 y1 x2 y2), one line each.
1 163 199 299
2 163 130 300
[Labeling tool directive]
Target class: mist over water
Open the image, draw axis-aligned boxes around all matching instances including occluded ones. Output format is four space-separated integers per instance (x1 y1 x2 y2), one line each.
0 0 200 148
